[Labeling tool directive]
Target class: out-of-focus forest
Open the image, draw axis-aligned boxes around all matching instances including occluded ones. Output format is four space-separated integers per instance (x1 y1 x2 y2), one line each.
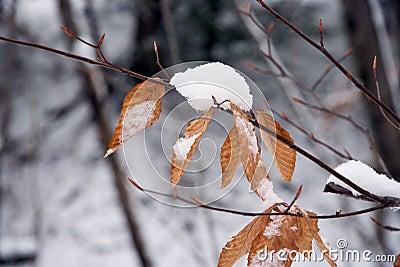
0 0 399 266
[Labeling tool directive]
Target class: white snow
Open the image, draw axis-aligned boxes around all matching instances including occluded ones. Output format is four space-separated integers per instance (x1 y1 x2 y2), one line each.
173 133 201 162
327 160 400 198
256 178 283 208
122 100 156 142
263 215 285 239
0 236 36 258
170 62 253 111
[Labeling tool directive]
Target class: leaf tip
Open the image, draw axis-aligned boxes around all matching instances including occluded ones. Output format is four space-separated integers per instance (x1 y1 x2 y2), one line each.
104 148 114 158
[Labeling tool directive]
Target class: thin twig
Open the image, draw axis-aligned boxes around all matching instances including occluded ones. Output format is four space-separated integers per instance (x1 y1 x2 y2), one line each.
292 97 392 176
311 49 353 91
284 185 303 213
256 0 400 125
272 108 352 160
153 41 170 80
370 217 400 231
372 56 400 131
319 17 324 48
128 178 388 220
0 35 172 89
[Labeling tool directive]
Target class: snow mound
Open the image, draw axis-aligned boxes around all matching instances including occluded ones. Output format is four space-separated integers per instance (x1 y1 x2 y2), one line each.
170 62 253 111
327 160 400 198
256 178 283 208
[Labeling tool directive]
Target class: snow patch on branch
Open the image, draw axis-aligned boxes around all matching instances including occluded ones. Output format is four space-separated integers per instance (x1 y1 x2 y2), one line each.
256 178 283 208
170 62 253 111
327 160 400 198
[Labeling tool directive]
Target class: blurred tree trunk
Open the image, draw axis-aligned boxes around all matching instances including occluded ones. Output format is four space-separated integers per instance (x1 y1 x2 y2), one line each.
58 2 152 266
131 0 163 76
342 0 400 178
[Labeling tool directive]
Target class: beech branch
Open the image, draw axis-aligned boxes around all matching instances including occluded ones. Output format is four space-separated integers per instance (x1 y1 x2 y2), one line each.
1 26 397 214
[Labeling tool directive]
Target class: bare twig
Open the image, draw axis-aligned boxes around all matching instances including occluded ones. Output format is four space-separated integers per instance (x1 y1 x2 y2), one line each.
372 56 400 131
128 178 389 220
0 35 171 89
272 108 352 160
284 185 303 213
153 41 170 80
319 17 324 48
311 48 353 91
256 0 400 125
238 5 317 126
292 97 392 176
370 217 400 231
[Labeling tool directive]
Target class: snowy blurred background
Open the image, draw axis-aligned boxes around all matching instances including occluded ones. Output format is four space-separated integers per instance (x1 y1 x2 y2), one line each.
0 0 399 266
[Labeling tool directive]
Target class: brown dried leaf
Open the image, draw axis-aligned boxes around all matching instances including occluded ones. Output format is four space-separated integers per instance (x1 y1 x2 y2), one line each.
257 110 296 182
247 206 329 267
298 208 337 267
295 213 314 256
170 108 214 186
220 127 240 188
218 209 272 267
394 254 400 267
231 103 278 204
247 211 299 267
104 78 164 157
231 104 252 166
231 104 272 201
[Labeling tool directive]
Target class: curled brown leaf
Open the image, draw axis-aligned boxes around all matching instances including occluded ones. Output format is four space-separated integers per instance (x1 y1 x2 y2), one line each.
105 78 165 157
